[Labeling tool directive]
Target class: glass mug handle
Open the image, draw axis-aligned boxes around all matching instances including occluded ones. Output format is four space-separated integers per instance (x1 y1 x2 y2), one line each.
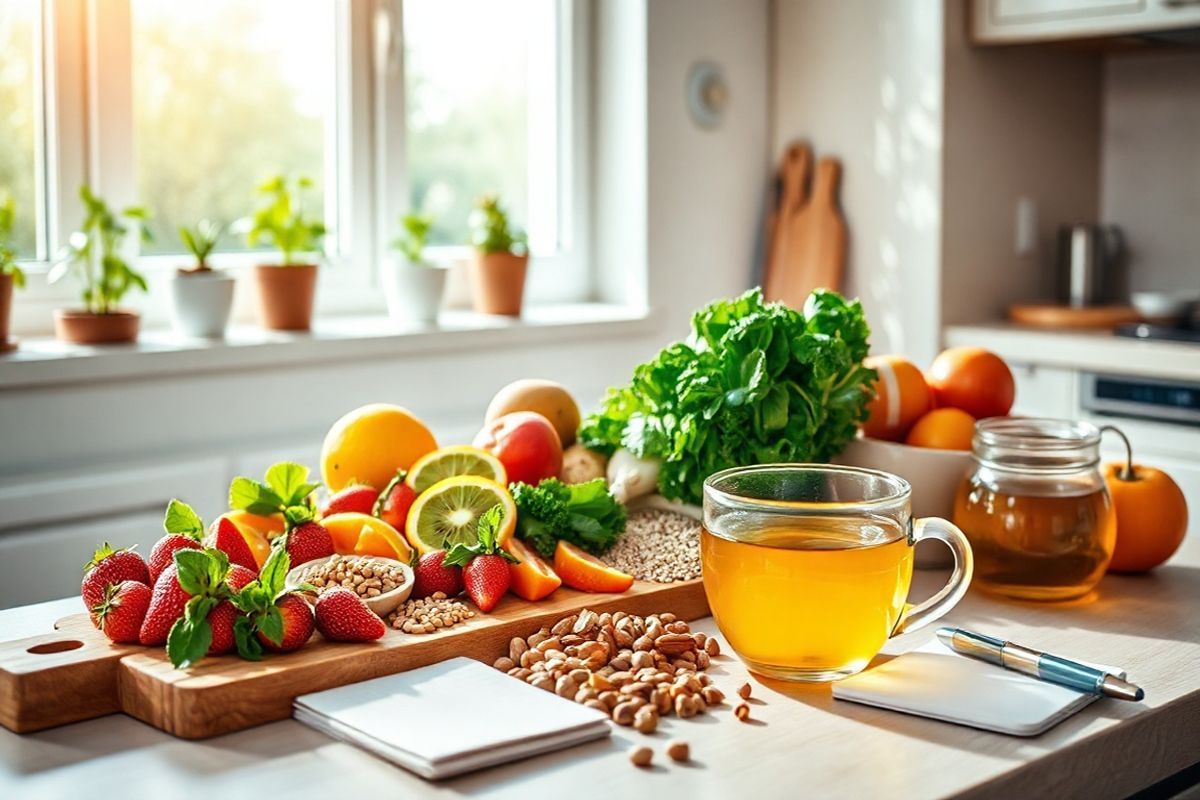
892 517 974 636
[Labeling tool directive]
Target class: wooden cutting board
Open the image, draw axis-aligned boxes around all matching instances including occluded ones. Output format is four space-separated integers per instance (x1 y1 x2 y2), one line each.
764 143 847 307
1008 304 1142 330
0 580 709 739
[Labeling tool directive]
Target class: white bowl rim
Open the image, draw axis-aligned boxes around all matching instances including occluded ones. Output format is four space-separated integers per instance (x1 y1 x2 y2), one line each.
285 554 415 599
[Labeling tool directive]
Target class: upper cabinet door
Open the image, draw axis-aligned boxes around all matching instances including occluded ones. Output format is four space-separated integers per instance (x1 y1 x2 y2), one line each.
972 0 1200 44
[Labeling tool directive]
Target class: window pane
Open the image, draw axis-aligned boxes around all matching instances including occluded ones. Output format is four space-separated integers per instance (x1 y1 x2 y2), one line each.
404 0 559 248
131 0 335 256
0 0 40 258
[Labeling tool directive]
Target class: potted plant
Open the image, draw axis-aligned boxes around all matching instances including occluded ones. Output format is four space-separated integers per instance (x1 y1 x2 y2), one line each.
169 220 236 338
48 186 149 345
0 194 25 352
382 213 447 325
468 194 529 316
244 175 325 331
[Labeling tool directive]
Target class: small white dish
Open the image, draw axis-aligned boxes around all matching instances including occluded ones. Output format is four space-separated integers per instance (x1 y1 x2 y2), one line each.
286 555 414 617
1131 291 1199 323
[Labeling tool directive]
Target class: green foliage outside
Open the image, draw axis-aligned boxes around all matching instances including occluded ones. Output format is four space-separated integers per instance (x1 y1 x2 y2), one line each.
0 7 38 258
48 187 151 314
0 195 26 287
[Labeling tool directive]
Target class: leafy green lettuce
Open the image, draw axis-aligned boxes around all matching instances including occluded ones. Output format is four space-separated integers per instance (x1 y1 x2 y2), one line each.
511 478 627 558
578 288 875 505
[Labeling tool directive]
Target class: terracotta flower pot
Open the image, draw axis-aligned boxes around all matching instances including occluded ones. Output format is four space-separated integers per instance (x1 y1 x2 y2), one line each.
255 264 317 331
54 309 140 345
0 272 14 352
469 252 528 316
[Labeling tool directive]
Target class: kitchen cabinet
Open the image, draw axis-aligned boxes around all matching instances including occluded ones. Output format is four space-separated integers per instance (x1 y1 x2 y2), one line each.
972 0 1200 44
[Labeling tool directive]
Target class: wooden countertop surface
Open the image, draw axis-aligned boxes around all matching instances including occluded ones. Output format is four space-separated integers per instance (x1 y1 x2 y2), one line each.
2 536 1198 799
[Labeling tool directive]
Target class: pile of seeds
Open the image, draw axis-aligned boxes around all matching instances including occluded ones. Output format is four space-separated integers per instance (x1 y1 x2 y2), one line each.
385 592 475 634
493 609 722 734
604 509 701 582
296 554 408 599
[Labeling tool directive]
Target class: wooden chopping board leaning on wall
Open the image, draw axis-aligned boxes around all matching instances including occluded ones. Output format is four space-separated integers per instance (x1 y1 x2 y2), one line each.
764 142 847 308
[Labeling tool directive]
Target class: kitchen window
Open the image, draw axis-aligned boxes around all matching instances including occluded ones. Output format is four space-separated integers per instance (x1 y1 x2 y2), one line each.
3 0 590 334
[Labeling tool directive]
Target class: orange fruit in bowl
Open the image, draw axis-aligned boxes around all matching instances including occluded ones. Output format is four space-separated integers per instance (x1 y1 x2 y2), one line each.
927 347 1015 419
321 512 415 564
553 541 634 593
1105 462 1188 573
405 476 516 556
904 408 976 451
503 537 562 601
861 355 932 441
218 510 285 569
320 404 438 493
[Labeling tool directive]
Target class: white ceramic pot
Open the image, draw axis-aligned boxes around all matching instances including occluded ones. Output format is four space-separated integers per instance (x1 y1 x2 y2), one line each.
170 271 236 338
382 257 447 325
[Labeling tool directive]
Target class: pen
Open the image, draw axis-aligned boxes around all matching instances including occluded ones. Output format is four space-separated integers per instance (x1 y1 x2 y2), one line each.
935 627 1145 702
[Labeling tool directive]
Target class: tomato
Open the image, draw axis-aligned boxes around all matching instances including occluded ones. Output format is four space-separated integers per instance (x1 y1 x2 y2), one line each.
473 411 563 486
927 347 1014 419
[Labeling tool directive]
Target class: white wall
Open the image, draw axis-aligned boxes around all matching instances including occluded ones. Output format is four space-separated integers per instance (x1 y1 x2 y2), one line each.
771 0 944 363
0 0 771 608
1101 51 1200 295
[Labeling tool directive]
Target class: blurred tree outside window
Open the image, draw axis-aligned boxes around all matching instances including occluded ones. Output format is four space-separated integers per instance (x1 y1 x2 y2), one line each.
0 1 41 258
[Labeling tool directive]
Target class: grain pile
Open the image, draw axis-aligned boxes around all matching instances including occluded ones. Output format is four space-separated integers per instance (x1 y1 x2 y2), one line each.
604 509 701 582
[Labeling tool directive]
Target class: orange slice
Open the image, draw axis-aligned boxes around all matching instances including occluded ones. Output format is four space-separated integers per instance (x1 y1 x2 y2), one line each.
553 541 634 593
220 510 285 569
503 537 562 601
321 512 414 564
405 476 516 556
406 445 507 495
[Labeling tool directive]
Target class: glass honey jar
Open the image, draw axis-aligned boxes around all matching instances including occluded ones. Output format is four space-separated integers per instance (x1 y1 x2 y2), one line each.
953 418 1116 601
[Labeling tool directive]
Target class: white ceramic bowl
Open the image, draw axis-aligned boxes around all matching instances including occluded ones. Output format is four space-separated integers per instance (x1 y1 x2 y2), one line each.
286 555 414 617
1131 291 1199 323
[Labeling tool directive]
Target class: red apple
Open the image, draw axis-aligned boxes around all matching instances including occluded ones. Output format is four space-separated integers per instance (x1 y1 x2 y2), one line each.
473 411 563 486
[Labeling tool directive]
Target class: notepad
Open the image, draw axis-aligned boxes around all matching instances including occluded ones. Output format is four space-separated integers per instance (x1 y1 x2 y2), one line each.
832 640 1123 736
294 657 611 779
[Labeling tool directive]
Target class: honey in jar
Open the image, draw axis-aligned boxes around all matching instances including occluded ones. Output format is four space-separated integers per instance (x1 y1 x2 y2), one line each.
953 418 1116 601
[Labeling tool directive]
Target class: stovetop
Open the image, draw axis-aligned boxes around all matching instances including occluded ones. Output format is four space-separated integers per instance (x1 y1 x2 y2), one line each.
1115 322 1200 344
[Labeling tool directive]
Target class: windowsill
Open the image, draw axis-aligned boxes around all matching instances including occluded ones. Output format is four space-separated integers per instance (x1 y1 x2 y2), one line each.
0 303 660 390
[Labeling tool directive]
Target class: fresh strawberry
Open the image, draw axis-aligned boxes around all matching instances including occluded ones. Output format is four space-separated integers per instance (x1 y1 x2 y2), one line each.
148 499 207 583
374 471 417 533
314 587 386 642
91 580 151 644
412 550 463 598
148 535 202 585
140 564 191 646
320 484 378 517
206 600 240 656
278 520 334 566
443 505 517 613
205 516 258 573
231 548 314 658
260 594 314 653
81 543 150 612
226 564 257 592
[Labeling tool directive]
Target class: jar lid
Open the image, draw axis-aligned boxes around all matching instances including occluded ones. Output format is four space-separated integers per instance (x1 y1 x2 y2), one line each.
973 417 1101 472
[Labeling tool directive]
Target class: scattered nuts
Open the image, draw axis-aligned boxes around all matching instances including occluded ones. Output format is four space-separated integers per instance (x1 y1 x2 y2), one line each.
629 745 653 767
702 686 725 705
665 740 690 762
385 592 474 634
633 705 658 733
493 656 515 672
734 702 751 722
738 682 753 700
612 701 638 726
705 637 721 657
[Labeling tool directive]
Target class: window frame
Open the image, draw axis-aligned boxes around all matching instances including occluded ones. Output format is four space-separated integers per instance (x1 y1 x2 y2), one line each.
9 0 592 334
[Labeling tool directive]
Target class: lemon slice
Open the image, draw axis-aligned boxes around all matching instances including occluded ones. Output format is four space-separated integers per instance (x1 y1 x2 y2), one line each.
406 445 508 495
405 476 516 556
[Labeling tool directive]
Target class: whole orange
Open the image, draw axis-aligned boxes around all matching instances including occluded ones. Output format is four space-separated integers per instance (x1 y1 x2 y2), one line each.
1105 463 1188 573
904 407 976 451
927 347 1015 419
321 404 438 492
861 355 933 441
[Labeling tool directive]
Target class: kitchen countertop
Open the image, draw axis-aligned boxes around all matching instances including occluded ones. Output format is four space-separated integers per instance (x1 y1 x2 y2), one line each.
945 323 1200 381
2 538 1198 798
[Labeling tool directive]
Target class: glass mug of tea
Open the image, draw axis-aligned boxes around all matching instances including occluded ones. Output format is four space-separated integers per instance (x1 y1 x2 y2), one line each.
701 464 974 682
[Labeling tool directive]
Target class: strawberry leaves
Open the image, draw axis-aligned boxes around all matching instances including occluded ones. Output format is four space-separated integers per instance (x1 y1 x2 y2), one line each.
165 548 231 669
444 505 518 567
229 547 306 660
230 461 320 530
163 499 204 539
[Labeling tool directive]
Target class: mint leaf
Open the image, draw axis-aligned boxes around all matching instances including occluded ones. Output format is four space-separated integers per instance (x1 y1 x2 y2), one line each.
175 550 214 596
443 543 476 567
258 605 284 647
259 547 291 600
265 462 318 506
163 499 204 538
283 505 314 528
229 476 284 515
477 504 503 550
166 599 215 669
233 616 263 661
